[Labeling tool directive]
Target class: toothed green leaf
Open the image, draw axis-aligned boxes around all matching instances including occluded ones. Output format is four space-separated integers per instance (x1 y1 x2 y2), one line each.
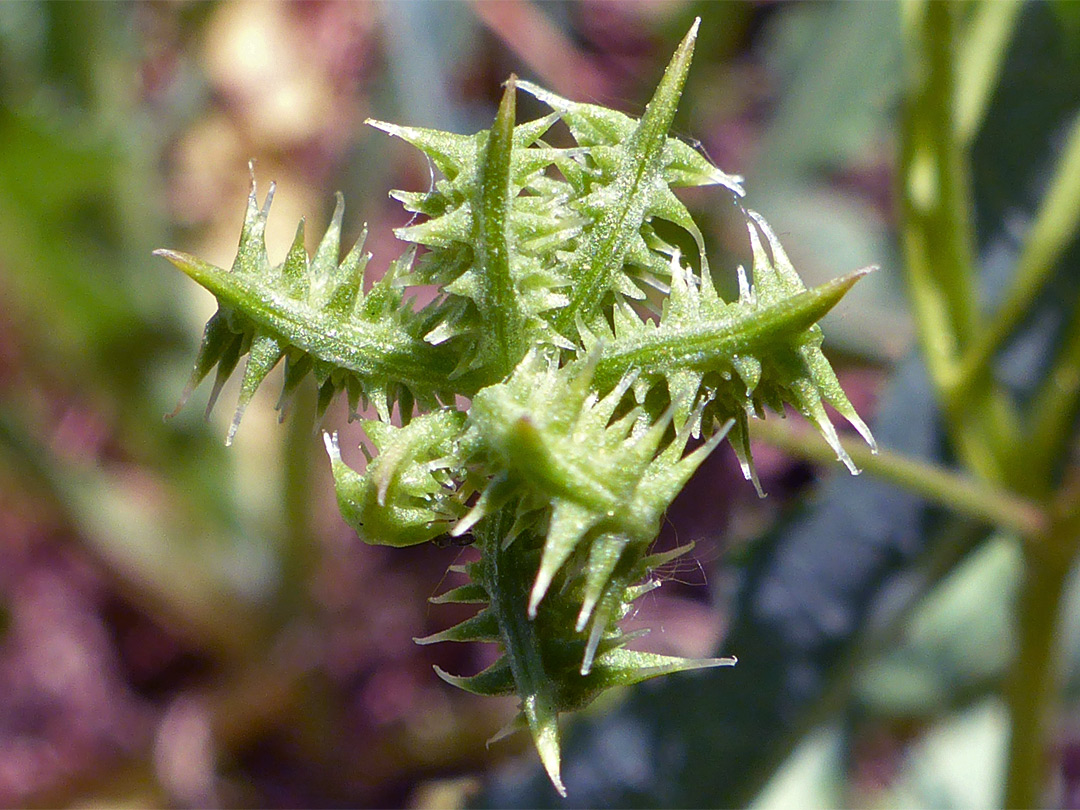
473 76 528 379
156 179 454 432
553 19 703 338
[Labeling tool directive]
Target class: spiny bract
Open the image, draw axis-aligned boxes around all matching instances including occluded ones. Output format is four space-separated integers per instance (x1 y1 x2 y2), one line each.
158 19 875 797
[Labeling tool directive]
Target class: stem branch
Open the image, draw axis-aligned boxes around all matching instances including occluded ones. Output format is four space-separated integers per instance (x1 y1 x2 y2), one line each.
900 0 1009 481
1004 550 1070 808
749 418 1046 537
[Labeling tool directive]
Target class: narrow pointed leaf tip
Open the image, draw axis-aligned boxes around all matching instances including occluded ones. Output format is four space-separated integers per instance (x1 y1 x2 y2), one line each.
157 179 453 438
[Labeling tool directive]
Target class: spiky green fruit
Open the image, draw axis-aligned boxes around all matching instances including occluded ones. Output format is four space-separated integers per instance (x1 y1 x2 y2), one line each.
160 18 875 796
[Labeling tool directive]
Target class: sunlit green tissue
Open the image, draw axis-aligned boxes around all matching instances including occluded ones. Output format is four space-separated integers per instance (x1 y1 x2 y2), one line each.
160 18 874 796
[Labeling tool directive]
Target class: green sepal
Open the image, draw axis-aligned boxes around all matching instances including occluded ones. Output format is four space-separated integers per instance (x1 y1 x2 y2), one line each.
167 309 234 419
429 582 488 605
323 409 468 547
571 646 737 708
227 331 284 446
433 658 516 697
413 607 500 645
425 514 735 797
468 350 728 633
588 215 877 489
514 81 744 195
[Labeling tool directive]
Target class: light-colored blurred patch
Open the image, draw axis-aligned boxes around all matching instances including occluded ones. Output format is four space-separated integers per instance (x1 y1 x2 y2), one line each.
154 696 218 808
750 725 844 810
620 592 725 661
886 699 1007 809
856 534 1021 715
204 0 334 147
407 775 482 810
168 114 245 230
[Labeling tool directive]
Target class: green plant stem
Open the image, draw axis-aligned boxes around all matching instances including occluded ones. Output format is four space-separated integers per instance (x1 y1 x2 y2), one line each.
900 0 1010 482
1004 478 1080 808
480 508 565 795
748 418 1046 537
757 404 1077 806
993 110 1080 810
275 385 317 626
1004 548 1070 808
902 3 1080 805
954 0 1023 147
954 112 1080 400
900 0 978 353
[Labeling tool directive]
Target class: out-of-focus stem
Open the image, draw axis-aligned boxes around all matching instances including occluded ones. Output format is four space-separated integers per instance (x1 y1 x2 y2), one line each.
749 418 1046 538
899 0 1009 481
1004 538 1073 808
954 0 1023 146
